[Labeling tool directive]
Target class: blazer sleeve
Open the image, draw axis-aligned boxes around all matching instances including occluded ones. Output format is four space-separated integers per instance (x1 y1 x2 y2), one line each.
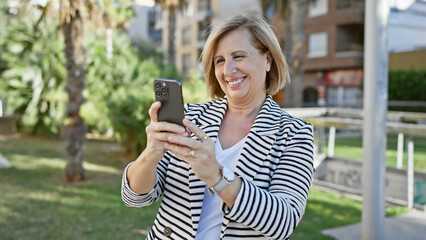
121 103 195 208
121 152 173 208
223 123 315 239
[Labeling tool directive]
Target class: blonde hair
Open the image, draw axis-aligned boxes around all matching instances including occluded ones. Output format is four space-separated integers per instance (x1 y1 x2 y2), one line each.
201 14 290 98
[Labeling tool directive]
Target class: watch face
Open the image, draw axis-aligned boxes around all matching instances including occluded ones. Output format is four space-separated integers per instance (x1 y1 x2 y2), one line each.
222 166 235 182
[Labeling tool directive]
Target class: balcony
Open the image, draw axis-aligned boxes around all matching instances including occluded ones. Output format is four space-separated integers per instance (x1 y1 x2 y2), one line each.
336 0 365 11
335 23 364 57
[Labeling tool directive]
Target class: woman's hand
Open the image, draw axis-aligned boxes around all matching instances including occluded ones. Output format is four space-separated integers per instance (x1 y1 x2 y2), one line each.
127 101 189 194
165 118 222 187
143 101 190 163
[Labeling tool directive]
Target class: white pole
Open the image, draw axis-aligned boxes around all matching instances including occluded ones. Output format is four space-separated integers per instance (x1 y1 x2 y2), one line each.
407 137 414 209
0 99 3 117
361 0 389 239
328 126 336 157
106 28 113 59
397 132 404 169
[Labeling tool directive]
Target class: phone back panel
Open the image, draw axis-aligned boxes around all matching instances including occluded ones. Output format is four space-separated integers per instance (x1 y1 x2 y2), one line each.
153 79 185 126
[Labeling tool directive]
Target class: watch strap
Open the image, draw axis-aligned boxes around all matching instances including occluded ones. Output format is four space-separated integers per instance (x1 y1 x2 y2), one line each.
208 177 230 196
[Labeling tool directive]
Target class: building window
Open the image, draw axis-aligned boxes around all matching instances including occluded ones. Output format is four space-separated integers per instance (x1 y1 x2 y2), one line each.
182 54 191 76
336 0 364 10
308 32 328 58
182 27 191 45
308 0 328 18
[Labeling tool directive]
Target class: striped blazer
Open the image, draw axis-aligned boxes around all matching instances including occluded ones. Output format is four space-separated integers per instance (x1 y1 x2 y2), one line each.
122 95 314 239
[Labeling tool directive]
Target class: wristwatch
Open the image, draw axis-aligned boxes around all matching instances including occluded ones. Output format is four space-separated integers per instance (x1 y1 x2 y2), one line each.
208 166 235 196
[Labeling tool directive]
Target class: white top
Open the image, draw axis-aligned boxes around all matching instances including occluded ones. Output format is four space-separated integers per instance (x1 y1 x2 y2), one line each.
195 136 246 240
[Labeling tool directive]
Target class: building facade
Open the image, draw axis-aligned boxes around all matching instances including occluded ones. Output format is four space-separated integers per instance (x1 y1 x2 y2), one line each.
302 0 365 108
298 0 426 108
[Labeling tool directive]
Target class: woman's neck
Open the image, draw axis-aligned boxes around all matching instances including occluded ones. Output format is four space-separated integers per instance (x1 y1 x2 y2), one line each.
218 95 266 149
226 94 266 120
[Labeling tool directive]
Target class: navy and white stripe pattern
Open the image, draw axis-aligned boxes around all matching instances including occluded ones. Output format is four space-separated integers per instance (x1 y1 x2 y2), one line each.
122 95 314 239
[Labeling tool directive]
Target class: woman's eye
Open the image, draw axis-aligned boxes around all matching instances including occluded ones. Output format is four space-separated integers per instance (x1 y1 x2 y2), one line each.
234 55 244 60
215 59 224 65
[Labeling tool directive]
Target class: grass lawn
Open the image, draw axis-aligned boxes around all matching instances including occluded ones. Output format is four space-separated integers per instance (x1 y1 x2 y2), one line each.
323 133 426 172
0 135 408 239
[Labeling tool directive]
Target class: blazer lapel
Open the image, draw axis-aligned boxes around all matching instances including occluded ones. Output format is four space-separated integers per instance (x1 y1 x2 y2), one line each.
187 97 228 233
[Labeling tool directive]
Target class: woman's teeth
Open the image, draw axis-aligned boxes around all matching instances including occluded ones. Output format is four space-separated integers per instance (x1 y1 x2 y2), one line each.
228 77 245 86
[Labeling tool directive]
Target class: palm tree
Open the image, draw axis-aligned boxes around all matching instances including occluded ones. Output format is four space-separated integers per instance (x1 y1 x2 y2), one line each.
262 0 310 107
155 0 185 65
20 0 133 182
59 0 88 182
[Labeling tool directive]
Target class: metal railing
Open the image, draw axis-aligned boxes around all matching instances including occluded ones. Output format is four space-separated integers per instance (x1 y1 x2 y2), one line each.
286 107 426 209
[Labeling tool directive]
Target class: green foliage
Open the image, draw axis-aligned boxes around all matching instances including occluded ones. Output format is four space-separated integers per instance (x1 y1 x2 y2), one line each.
84 30 160 155
182 70 209 104
0 7 210 156
0 16 66 135
0 1 8 55
84 30 209 155
388 69 426 112
389 69 426 101
96 0 135 28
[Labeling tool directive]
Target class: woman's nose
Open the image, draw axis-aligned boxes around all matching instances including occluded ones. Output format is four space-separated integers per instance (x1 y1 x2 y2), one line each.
224 60 236 77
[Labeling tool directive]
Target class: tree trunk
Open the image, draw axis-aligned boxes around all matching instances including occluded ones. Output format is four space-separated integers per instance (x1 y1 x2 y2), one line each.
61 5 87 183
284 0 307 107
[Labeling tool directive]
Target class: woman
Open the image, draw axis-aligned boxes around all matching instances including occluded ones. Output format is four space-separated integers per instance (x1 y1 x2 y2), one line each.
122 15 314 239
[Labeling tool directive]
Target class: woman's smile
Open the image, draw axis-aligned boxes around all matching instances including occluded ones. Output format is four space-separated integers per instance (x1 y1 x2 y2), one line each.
226 76 246 88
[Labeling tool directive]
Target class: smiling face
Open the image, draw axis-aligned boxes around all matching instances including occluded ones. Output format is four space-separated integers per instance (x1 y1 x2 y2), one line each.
213 29 272 104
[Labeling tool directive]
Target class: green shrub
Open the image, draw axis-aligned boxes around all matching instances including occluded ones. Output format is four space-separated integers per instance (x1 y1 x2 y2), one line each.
388 69 426 112
0 16 66 135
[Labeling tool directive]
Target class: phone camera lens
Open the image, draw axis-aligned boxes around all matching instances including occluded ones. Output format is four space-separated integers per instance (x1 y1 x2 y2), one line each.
154 82 161 89
161 87 168 94
155 90 161 97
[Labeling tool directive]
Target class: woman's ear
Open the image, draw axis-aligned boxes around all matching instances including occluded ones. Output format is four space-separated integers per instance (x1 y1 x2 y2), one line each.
266 51 272 72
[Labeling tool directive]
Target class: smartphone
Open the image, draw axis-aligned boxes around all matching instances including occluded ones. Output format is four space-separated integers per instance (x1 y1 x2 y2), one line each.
153 78 185 127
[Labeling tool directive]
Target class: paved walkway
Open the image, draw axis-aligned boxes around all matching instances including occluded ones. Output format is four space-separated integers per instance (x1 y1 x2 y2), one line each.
321 210 426 240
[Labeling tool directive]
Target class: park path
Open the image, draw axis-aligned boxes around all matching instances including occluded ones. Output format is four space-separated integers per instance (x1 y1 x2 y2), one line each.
322 210 426 240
